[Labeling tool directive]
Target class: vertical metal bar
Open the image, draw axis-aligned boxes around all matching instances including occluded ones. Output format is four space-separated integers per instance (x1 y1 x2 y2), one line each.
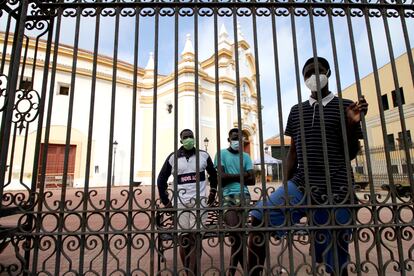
103 9 120 276
382 8 411 274
79 9 101 275
383 9 414 191
231 8 247 275
213 10 225 276
327 7 363 276
172 7 179 275
193 7 202 276
15 34 35 192
270 9 290 275
347 5 381 275
289 7 311 274
251 7 268 275
362 6 389 274
0 0 28 203
231 9 245 192
345 4 375 200
150 9 160 276
55 9 81 275
24 17 54 274
31 11 61 273
308 11 333 204
308 9 341 275
127 8 140 275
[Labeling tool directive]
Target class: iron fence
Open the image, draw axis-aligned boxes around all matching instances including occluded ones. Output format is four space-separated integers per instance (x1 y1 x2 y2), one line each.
354 143 414 188
0 0 414 275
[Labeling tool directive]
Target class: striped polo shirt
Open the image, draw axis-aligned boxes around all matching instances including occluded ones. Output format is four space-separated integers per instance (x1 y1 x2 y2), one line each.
285 93 363 204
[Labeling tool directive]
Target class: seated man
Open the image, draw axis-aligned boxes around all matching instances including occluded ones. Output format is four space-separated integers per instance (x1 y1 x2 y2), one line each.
248 57 368 276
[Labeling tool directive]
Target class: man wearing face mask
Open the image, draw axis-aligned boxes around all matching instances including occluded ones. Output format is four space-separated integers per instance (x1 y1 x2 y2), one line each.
214 128 255 275
248 57 368 276
157 129 218 275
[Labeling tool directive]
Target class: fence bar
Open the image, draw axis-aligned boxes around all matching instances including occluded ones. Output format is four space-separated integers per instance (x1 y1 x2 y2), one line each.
382 8 411 274
172 6 179 275
0 1 413 275
79 10 101 274
150 9 160 276
0 0 29 203
212 10 225 276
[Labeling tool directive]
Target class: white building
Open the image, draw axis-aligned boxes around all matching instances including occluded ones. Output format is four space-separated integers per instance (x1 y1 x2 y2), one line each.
1 24 260 189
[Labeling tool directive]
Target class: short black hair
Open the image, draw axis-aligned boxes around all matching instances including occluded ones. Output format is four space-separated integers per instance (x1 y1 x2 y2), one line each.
302 57 331 77
180 129 193 138
228 128 239 137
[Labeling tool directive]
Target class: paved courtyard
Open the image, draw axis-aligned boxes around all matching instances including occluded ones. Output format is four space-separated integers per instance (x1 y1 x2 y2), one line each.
1 184 412 275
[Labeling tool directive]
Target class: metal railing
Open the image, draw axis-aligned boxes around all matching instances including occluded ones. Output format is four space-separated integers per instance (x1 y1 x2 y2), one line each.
0 0 413 275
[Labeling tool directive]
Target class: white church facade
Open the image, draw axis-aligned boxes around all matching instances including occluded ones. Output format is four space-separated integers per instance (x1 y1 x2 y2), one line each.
1 24 260 189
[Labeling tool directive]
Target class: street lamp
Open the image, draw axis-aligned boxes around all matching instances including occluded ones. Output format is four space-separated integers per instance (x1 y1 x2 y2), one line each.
112 140 118 187
204 137 209 151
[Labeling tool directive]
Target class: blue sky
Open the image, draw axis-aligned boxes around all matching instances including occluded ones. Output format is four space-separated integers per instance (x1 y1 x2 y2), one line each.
2 10 413 140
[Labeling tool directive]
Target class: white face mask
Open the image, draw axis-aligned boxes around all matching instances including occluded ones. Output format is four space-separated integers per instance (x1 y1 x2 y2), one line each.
305 74 328 92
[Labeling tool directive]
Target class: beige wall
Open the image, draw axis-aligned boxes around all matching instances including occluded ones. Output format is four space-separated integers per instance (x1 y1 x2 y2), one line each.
342 49 414 148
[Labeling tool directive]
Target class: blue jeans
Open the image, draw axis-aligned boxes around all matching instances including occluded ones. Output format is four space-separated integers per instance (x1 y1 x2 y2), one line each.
250 181 352 274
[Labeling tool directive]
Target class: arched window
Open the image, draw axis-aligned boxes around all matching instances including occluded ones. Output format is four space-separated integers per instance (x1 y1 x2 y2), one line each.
241 82 250 104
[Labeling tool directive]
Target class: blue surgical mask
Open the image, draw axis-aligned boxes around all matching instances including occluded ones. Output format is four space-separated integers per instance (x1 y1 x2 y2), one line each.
230 141 239 151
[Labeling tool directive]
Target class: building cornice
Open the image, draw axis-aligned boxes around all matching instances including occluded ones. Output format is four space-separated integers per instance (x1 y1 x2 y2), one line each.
222 91 235 102
139 82 211 104
366 103 414 129
0 33 146 77
241 103 252 111
3 53 139 87
201 48 233 69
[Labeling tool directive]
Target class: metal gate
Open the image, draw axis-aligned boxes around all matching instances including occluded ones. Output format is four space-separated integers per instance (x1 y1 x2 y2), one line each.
0 0 414 275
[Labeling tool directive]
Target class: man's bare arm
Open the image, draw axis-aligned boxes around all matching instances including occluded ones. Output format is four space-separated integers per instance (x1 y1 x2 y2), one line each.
284 138 297 182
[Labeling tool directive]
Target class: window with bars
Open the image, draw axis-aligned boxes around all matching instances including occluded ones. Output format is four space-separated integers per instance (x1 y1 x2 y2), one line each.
20 78 32 90
381 94 389 111
392 87 405 108
58 84 70 96
398 130 412 149
387 133 395 151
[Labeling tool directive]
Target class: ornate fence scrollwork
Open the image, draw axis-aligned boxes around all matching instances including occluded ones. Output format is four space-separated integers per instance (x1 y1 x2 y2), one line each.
0 0 413 275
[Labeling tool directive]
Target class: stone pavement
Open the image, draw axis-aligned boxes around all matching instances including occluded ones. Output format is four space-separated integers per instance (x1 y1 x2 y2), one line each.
0 184 411 275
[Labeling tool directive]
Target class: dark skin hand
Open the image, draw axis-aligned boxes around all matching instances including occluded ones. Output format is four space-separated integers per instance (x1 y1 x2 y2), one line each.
346 95 368 125
207 190 216 206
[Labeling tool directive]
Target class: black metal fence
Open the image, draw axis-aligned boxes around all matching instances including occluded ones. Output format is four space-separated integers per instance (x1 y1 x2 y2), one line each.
1 0 414 275
354 143 414 187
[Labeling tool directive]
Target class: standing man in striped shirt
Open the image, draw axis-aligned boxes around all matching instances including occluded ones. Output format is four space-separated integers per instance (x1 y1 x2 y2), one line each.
248 57 368 276
157 129 218 275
